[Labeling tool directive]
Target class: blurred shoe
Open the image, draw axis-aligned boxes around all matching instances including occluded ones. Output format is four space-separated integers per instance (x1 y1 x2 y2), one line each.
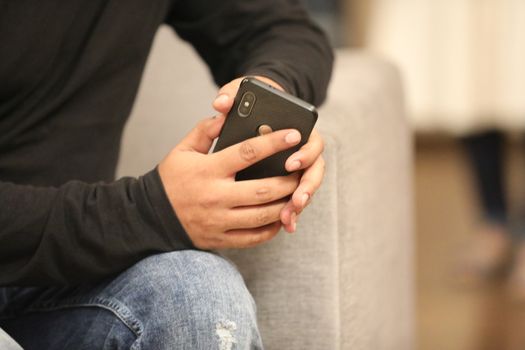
455 223 512 286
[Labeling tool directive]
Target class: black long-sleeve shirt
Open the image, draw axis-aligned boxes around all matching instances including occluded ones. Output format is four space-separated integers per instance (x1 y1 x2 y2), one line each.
0 0 333 286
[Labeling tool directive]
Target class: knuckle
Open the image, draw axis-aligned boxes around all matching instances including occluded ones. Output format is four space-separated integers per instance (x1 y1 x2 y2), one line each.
254 209 270 226
196 168 210 178
185 213 201 229
198 215 216 232
255 187 272 202
239 141 258 162
207 235 224 250
196 119 208 134
191 235 208 249
249 233 266 246
244 225 280 248
200 194 220 209
300 174 311 185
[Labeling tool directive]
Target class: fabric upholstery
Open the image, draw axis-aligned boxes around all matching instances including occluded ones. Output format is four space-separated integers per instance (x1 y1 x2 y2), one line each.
0 328 22 350
117 27 414 350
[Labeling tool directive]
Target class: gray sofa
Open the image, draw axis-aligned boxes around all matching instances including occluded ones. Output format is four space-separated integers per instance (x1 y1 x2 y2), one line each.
0 28 414 349
118 28 414 350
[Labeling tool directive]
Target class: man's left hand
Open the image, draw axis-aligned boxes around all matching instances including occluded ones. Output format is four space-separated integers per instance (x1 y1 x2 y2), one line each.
212 76 325 233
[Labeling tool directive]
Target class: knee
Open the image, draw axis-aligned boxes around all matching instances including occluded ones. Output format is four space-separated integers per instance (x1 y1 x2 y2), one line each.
129 250 255 311
119 251 260 349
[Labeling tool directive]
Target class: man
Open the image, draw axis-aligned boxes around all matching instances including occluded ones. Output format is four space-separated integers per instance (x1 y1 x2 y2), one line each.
0 0 332 348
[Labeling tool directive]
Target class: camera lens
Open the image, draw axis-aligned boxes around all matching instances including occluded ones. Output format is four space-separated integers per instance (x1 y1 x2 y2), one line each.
238 92 256 117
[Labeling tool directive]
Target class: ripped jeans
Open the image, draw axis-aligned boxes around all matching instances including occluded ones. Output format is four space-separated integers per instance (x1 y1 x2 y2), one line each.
0 251 263 350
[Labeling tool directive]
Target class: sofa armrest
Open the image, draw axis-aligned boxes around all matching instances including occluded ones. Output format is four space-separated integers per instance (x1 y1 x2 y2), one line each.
223 51 414 350
324 51 414 349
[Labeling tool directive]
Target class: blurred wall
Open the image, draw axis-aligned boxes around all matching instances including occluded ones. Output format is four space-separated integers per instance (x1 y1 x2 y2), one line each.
364 0 525 134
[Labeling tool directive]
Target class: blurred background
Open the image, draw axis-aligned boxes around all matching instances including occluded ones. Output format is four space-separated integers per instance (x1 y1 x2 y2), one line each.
303 1 525 349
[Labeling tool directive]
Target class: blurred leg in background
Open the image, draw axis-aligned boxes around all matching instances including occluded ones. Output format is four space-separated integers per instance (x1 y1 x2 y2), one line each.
461 130 525 300
459 130 512 283
507 133 525 299
463 130 508 227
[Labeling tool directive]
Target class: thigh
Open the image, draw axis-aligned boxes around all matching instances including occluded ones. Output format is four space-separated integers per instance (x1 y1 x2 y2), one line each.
0 250 261 350
1 304 137 350
0 283 140 350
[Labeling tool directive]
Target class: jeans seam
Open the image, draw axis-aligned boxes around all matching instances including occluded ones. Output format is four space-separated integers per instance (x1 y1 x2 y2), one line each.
24 297 143 338
130 336 142 350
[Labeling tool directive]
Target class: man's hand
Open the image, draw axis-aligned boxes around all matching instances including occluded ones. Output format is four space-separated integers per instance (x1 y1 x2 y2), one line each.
158 114 302 250
213 76 325 233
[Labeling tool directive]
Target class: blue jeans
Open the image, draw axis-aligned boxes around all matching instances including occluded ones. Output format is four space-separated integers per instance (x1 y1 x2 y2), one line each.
0 251 263 349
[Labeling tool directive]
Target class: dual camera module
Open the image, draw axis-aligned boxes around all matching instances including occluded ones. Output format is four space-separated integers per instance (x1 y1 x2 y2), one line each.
238 91 256 117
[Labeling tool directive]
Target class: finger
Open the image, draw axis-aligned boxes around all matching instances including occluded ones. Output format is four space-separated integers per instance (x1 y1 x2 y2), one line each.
212 78 242 114
226 172 300 207
280 155 325 232
213 129 301 175
213 76 285 115
220 221 282 249
291 155 325 210
281 195 312 233
285 129 324 172
177 115 226 153
280 200 298 233
223 199 288 230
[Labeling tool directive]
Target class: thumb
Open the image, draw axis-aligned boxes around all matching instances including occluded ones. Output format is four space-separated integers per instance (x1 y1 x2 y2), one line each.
212 78 243 114
178 115 226 153
213 76 285 115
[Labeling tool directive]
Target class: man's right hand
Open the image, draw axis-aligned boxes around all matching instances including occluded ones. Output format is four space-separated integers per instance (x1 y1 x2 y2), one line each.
158 114 302 250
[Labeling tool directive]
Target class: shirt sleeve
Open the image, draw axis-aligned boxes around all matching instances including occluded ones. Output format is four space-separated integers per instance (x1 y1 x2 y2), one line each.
0 168 193 286
165 0 334 106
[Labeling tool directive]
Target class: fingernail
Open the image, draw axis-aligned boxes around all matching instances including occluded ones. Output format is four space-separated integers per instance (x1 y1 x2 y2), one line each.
288 159 301 171
214 94 229 105
291 212 297 232
301 193 310 207
285 131 301 144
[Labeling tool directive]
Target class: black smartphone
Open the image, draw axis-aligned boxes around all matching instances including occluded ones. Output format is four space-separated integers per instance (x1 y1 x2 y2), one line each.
213 77 318 181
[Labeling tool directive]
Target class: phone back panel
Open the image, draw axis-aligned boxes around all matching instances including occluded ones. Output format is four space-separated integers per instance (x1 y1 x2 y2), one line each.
213 78 317 181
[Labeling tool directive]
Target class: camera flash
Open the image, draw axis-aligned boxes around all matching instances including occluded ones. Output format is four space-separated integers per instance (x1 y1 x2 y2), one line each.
238 91 256 117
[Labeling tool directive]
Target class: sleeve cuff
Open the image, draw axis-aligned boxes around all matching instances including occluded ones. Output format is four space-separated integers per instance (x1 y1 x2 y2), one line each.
244 67 297 96
142 167 195 250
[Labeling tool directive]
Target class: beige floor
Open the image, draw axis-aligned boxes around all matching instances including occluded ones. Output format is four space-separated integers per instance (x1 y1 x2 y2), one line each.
416 135 525 350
